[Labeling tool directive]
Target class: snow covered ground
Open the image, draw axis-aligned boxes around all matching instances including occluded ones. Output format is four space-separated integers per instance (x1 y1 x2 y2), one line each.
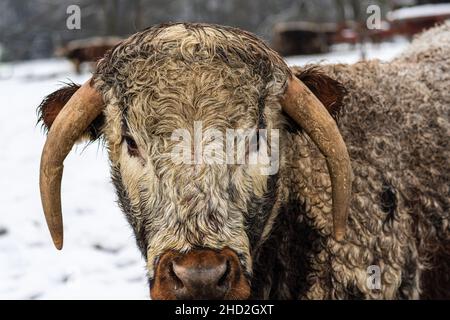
0 60 148 299
286 40 409 65
0 40 409 300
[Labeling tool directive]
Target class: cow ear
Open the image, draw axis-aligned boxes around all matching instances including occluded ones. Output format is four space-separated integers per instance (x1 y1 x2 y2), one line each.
291 66 347 119
37 83 104 141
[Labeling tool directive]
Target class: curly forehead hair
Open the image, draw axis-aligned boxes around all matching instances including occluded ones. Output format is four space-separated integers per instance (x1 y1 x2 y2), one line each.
93 22 291 111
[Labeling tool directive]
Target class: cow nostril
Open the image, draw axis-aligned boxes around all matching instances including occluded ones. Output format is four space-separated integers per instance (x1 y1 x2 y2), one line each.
217 259 231 288
170 261 185 291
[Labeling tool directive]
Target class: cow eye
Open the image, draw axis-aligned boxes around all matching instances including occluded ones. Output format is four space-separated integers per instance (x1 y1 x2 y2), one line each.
124 136 140 157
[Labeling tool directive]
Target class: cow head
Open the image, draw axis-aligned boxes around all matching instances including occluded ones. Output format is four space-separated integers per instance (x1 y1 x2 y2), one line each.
37 24 351 300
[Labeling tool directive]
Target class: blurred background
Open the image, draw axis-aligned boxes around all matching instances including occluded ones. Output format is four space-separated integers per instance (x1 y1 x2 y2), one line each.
0 0 449 299
1 0 450 61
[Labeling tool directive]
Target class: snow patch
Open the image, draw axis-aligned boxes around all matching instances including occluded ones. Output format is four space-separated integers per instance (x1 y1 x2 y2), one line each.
387 4 450 21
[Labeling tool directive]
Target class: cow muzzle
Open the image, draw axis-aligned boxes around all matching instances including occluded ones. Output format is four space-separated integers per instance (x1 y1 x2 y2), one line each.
150 248 250 300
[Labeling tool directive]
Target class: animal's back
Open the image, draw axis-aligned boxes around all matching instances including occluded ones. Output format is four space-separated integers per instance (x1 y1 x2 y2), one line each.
320 23 449 298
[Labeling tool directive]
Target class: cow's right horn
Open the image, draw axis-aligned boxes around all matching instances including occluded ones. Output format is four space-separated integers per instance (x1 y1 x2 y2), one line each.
39 79 104 250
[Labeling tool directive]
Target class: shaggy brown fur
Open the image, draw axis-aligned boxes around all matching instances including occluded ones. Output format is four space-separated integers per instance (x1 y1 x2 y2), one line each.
296 67 347 119
38 83 80 129
37 22 449 299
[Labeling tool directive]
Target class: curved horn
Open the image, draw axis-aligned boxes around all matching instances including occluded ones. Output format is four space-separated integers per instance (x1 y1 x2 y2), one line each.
280 75 352 241
39 79 103 249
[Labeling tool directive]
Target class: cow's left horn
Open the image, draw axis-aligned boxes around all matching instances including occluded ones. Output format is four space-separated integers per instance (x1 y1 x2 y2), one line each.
39 79 103 250
280 75 352 241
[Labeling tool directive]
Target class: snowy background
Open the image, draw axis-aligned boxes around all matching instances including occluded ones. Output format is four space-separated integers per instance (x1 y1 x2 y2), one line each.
0 40 409 299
